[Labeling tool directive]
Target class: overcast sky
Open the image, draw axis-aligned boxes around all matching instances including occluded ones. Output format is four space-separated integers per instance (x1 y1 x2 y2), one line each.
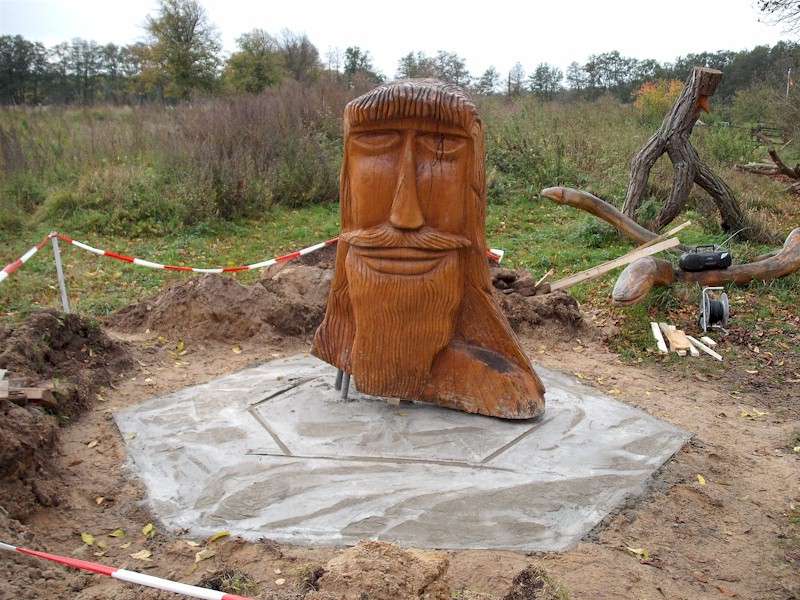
0 0 791 77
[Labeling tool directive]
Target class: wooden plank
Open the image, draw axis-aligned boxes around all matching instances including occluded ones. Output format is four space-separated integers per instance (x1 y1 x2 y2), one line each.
687 335 723 361
686 340 700 357
550 237 680 292
658 322 692 352
639 221 691 250
700 336 717 347
650 322 668 354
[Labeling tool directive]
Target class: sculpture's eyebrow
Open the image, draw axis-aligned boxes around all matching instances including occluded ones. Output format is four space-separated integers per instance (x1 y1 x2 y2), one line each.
349 119 469 138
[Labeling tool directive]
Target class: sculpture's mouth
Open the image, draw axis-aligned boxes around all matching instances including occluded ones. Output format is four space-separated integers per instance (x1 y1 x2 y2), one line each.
352 247 451 275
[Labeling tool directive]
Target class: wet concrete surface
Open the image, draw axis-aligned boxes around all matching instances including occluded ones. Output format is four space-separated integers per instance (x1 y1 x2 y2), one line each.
115 354 689 551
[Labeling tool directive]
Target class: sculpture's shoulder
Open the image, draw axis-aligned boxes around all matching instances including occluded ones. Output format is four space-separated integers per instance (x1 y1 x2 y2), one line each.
423 341 545 420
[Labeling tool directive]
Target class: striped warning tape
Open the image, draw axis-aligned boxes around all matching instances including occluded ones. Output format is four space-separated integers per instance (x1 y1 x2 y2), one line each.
1 232 504 286
0 541 254 600
0 232 55 284
54 233 340 273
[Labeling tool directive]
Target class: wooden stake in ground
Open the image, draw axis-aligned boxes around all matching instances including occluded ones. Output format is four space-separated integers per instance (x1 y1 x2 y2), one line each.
622 67 772 243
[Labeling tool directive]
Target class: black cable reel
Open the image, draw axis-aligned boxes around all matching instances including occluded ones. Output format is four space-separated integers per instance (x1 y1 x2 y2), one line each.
699 286 729 332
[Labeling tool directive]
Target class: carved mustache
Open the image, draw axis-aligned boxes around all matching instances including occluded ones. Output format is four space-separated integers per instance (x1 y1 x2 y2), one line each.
341 224 471 250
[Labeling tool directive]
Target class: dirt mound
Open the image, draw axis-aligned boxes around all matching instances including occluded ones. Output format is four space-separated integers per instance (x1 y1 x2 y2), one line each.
113 260 584 345
112 265 332 341
308 540 450 600
0 310 132 518
501 564 569 600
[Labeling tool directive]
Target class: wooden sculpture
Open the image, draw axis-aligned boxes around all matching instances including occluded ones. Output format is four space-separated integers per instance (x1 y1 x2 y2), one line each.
622 67 775 244
612 228 800 306
312 79 545 419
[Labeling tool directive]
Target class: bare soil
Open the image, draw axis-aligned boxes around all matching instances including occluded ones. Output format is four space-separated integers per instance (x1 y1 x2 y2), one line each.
0 267 798 600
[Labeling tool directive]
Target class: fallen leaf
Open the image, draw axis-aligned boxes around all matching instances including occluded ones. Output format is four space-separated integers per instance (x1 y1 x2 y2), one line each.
716 584 738 596
93 551 107 557
793 446 800 454
127 433 137 440
185 540 200 547
176 340 185 354
87 440 99 449
95 497 105 505
207 530 230 544
275 578 286 586
274 568 282 575
81 532 95 546
195 548 216 562
130 549 152 561
120 542 132 549
108 529 126 538
625 546 650 561
96 541 107 550
697 474 707 486
142 523 155 538
744 369 758 375
232 345 242 354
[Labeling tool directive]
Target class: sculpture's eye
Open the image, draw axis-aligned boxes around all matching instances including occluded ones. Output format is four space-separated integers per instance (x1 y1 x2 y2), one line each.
350 131 401 151
417 133 467 156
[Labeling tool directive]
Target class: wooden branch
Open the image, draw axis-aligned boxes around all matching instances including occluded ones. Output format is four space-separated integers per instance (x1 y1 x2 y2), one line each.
540 186 691 251
623 67 722 218
550 237 679 292
611 227 800 305
618 67 773 243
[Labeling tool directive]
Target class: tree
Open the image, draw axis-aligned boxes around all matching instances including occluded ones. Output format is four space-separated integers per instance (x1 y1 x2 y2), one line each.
507 62 525 96
528 63 563 99
565 61 587 94
432 51 469 85
474 66 500 95
342 46 381 84
396 50 468 84
278 30 320 82
759 0 800 32
144 0 221 100
223 29 284 93
0 35 47 104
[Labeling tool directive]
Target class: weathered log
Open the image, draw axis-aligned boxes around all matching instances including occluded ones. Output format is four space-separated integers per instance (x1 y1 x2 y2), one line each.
612 227 800 306
622 67 769 242
541 186 691 251
736 162 780 176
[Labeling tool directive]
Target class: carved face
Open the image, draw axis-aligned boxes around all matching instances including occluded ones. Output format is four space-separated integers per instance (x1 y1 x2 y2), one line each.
312 79 545 419
346 118 470 238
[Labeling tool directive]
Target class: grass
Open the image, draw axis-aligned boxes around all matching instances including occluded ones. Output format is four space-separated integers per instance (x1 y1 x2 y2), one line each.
1 92 799 370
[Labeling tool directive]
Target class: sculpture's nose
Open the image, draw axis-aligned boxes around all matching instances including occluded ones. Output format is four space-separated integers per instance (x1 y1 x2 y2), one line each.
389 133 424 230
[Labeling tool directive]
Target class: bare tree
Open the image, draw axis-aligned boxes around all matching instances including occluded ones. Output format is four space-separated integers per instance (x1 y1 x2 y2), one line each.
758 0 800 32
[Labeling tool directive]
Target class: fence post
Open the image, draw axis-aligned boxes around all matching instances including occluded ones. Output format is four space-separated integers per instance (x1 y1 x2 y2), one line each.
50 235 71 314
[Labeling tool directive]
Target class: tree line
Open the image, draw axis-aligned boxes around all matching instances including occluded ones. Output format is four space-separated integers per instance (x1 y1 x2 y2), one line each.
1 0 798 105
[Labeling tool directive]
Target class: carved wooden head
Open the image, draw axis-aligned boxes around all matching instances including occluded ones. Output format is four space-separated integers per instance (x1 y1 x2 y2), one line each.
312 79 545 419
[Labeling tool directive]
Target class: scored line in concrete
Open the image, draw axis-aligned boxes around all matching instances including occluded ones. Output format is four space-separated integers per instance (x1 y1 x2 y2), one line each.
245 450 517 472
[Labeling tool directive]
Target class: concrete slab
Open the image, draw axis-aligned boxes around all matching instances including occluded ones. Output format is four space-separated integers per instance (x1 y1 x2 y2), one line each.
115 354 689 551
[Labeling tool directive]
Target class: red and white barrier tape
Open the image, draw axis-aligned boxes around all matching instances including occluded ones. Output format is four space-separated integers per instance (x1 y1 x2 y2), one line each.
54 233 340 273
1 231 504 286
0 232 55 284
0 541 253 600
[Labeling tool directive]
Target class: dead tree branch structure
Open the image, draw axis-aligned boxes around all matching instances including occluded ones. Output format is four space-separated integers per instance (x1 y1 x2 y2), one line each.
622 67 772 242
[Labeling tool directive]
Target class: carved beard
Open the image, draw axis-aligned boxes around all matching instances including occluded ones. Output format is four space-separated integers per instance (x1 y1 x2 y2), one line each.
344 248 463 398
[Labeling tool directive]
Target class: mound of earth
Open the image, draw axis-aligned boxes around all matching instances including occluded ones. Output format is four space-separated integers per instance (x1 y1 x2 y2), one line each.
112 265 333 341
307 540 451 600
0 310 132 518
113 260 583 344
501 564 569 600
490 267 583 332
